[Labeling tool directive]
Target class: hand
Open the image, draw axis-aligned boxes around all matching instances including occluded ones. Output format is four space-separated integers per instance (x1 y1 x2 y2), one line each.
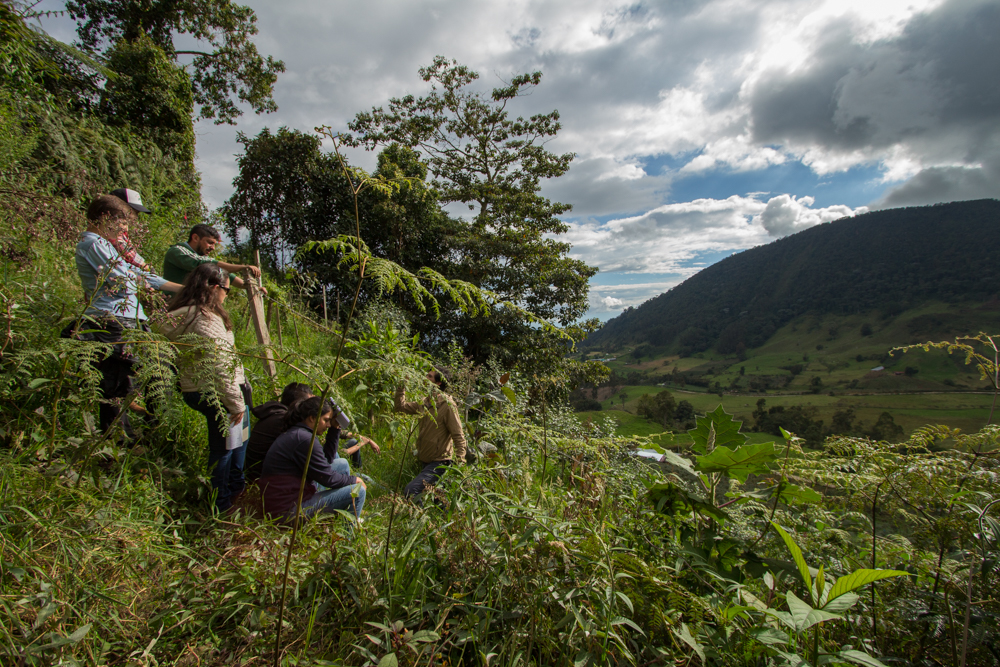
356 477 367 490
230 409 245 426
363 437 381 454
243 265 262 278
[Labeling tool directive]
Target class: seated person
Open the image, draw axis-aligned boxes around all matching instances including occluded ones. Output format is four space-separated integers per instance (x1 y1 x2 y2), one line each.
245 382 314 481
259 397 366 522
393 369 467 504
323 400 381 477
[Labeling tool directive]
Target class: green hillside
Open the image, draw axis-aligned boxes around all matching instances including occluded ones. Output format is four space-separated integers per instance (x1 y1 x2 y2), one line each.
584 199 1000 355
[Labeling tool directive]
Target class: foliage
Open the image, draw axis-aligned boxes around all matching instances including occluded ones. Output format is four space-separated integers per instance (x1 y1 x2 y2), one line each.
66 0 285 123
586 199 1000 354
347 56 597 368
635 389 677 428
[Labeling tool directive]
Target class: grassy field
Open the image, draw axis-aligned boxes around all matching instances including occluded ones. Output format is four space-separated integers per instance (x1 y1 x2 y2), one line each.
582 390 994 438
581 302 1000 437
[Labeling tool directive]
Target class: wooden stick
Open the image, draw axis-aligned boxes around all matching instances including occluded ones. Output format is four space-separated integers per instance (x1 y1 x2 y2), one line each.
276 303 283 347
322 285 328 326
245 252 277 378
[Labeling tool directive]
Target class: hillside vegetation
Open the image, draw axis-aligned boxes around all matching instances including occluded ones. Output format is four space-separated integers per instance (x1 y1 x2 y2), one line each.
584 199 1000 356
3 5 1000 667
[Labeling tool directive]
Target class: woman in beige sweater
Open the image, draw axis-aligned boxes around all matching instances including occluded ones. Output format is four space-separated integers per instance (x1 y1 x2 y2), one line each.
161 264 247 513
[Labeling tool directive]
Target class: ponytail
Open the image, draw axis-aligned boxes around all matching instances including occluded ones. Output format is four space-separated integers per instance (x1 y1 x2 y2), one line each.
283 395 333 430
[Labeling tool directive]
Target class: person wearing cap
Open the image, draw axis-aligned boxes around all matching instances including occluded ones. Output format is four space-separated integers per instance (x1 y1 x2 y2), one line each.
393 369 467 504
72 193 183 436
162 224 261 288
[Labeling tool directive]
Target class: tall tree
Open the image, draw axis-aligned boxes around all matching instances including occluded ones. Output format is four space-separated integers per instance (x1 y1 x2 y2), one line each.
66 0 284 124
222 127 462 327
347 56 596 365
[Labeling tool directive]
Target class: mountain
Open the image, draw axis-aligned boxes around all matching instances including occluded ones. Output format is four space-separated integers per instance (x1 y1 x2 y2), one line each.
584 199 1000 354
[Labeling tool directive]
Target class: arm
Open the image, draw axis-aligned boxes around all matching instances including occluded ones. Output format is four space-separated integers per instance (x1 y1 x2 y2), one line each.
216 260 261 277
444 399 468 465
394 386 423 415
308 438 357 489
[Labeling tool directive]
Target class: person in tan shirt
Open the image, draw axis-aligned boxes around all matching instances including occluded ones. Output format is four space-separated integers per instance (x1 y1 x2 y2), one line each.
394 369 467 503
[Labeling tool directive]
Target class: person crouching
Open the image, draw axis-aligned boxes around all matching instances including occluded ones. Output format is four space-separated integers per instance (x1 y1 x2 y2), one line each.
259 396 367 523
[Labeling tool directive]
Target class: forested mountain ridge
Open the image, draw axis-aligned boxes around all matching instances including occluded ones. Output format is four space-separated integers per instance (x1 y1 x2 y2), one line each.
584 199 1000 354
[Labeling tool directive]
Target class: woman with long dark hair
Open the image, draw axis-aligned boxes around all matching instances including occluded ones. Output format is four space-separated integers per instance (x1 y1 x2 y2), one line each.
160 263 247 513
259 396 367 523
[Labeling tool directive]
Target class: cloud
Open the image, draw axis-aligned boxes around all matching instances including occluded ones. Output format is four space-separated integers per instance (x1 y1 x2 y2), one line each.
600 295 623 308
758 195 862 236
565 194 865 276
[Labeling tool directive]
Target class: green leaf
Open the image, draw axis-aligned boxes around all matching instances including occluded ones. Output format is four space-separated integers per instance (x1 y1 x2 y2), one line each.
31 624 91 653
611 616 646 635
647 482 728 523
834 649 888 667
377 653 398 667
615 590 634 614
689 405 748 455
772 522 812 591
410 630 440 642
821 592 859 614
778 483 823 505
28 378 51 389
786 590 843 631
501 386 516 403
695 442 776 482
750 627 790 646
825 569 909 605
673 623 705 664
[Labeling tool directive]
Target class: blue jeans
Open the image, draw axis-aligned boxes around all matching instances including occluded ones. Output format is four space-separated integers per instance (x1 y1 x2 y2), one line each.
296 480 366 521
183 392 246 512
404 460 451 505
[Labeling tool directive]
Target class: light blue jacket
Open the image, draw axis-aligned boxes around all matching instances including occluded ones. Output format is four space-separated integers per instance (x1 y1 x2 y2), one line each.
75 231 169 321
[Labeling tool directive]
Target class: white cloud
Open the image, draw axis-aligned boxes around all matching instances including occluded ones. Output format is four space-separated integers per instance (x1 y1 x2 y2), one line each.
566 193 865 276
600 295 623 308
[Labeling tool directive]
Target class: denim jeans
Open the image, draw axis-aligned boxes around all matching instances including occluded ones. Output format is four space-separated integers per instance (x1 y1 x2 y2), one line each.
295 481 366 521
183 392 246 512
404 460 452 505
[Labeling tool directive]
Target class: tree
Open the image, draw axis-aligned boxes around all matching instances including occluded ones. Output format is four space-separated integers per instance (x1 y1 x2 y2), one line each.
619 392 628 410
66 0 284 123
636 390 676 428
347 57 596 367
222 128 463 331
674 399 695 425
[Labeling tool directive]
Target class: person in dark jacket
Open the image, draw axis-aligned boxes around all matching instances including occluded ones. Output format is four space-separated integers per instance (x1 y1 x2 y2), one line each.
245 382 313 481
259 396 367 522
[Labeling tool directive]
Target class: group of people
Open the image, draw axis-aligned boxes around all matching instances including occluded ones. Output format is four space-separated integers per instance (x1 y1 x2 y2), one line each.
71 189 470 523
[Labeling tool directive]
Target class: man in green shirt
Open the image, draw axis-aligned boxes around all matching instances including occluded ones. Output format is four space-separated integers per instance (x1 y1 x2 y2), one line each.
162 224 261 287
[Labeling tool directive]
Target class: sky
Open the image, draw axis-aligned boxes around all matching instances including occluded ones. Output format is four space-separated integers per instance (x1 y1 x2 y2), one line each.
36 0 1000 320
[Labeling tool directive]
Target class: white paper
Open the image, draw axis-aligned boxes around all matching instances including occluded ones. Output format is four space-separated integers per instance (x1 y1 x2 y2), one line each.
226 410 250 451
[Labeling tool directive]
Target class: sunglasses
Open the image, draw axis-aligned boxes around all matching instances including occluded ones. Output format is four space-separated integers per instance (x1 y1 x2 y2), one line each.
215 284 231 293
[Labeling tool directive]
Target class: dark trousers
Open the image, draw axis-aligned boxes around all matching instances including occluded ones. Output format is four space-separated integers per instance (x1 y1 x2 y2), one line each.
403 460 452 505
183 392 246 512
63 315 158 438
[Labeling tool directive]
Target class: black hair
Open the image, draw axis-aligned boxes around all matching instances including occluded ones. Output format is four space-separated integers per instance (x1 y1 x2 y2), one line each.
281 382 313 406
165 263 233 330
86 194 134 224
188 224 222 242
283 395 333 430
430 368 449 390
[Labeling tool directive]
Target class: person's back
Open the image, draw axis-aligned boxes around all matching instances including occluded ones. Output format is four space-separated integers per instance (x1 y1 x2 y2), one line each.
245 401 288 481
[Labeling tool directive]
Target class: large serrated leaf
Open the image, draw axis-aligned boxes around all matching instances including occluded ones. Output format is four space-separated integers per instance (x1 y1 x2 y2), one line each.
825 569 909 605
772 522 812 591
378 653 398 667
695 442 776 482
689 405 748 455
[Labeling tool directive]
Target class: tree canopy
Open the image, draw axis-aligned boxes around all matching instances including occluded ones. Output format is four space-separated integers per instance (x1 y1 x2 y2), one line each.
66 0 284 124
347 57 596 365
